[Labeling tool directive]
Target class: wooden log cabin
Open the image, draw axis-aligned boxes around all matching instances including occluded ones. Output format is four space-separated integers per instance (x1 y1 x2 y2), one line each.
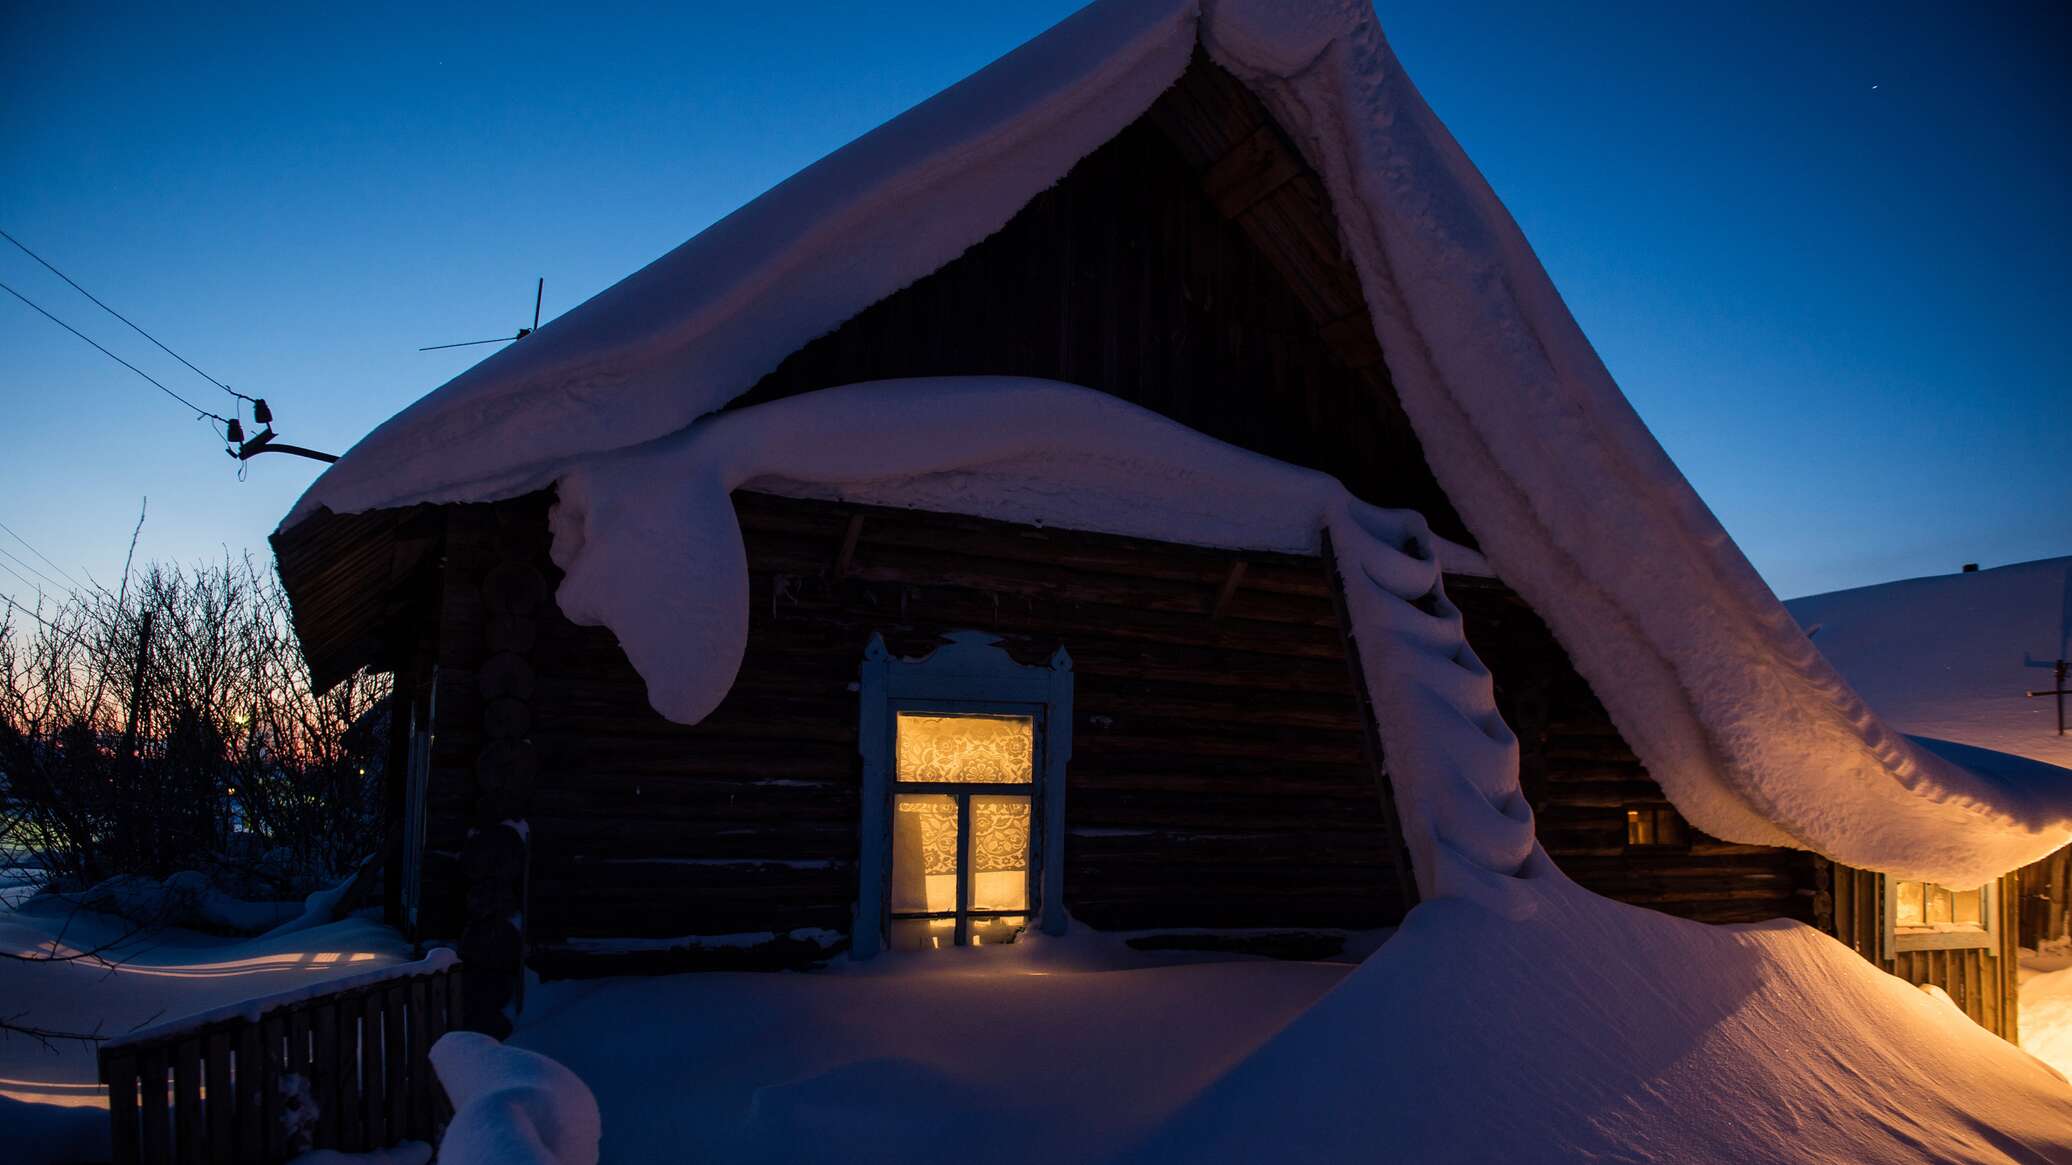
272 1 2055 1042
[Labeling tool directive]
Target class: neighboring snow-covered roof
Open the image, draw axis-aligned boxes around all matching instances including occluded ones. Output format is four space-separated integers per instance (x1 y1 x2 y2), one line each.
1788 558 2072 773
280 0 2072 884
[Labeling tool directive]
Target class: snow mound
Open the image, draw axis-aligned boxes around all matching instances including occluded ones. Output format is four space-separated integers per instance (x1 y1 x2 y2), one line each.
281 0 2072 883
431 1032 601 1165
1127 874 2072 1164
2022 946 2072 1083
551 378 1539 912
1787 558 2072 772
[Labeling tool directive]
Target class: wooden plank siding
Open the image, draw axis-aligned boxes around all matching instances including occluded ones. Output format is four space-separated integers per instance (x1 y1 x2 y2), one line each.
1828 864 2022 1042
1448 576 1823 926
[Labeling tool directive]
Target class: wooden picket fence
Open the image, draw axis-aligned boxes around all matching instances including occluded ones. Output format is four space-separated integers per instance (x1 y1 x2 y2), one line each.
98 955 463 1165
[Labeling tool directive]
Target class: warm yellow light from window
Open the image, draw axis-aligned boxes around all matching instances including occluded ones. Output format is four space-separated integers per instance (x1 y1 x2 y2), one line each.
1895 880 1986 930
895 713 1033 783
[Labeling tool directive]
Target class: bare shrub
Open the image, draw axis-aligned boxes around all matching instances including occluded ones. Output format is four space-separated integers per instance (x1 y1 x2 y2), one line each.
0 555 389 904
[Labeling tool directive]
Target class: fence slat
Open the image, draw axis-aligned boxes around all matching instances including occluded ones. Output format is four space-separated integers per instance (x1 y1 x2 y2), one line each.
174 1036 203 1165
263 1012 289 1162
336 994 364 1152
138 1046 171 1165
312 1002 340 1149
363 990 388 1147
237 1022 266 1165
105 1052 140 1165
206 1031 234 1161
384 985 409 1143
407 978 432 1141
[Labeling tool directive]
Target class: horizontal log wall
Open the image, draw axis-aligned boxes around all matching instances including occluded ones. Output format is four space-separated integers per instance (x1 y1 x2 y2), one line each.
420 491 1411 967
1447 577 1821 926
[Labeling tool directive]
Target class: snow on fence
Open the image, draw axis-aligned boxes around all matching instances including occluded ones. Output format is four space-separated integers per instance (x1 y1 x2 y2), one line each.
97 949 462 1164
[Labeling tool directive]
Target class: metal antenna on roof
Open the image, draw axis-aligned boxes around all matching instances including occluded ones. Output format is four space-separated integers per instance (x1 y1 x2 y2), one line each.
419 277 546 351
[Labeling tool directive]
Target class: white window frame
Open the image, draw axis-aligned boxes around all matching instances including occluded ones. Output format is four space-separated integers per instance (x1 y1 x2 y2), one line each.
854 631 1072 958
1883 875 1999 954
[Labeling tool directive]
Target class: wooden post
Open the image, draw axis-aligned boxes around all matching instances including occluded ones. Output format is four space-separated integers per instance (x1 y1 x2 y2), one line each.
114 609 155 873
104 1052 139 1165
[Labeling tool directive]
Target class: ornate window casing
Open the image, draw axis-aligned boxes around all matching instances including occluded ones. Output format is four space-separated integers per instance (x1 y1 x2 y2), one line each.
1884 876 1998 953
855 631 1072 958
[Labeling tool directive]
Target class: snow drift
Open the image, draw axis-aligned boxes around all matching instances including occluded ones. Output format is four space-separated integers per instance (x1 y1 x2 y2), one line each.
1127 874 2072 1164
279 0 2072 886
430 1032 601 1165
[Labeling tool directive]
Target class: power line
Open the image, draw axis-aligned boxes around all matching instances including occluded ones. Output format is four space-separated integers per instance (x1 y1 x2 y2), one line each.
0 278 229 425
0 544 70 597
0 227 251 403
0 518 86 592
0 559 55 603
0 591 90 649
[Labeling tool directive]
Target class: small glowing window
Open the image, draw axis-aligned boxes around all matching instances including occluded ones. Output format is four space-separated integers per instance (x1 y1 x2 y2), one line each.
1893 881 1986 930
887 711 1037 951
1625 805 1688 848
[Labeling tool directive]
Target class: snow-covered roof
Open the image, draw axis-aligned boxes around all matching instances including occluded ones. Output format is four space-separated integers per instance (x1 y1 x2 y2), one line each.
1788 558 2072 774
279 0 2072 885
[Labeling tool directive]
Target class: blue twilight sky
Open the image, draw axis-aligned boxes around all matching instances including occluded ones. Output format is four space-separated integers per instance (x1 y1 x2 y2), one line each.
1 2 2065 612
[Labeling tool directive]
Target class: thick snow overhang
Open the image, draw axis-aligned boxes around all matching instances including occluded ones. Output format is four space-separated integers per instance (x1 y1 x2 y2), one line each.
276 0 2072 886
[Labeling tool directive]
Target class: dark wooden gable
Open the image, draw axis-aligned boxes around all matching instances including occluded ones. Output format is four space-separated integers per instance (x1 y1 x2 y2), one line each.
735 53 1471 547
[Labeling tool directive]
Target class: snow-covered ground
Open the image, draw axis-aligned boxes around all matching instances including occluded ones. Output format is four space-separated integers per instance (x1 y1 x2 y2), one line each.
2 894 411 1164
10 875 2072 1162
2024 944 2072 1083
506 928 1354 1162
502 879 2072 1164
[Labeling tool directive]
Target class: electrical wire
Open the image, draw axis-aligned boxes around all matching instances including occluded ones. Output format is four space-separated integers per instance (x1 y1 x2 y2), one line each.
0 278 230 425
0 544 70 597
1 227 252 403
0 517 86 591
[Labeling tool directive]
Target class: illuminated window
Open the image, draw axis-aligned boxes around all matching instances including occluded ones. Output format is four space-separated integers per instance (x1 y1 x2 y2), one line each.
1625 805 1688 849
855 632 1072 958
1888 878 1996 952
887 721 1035 951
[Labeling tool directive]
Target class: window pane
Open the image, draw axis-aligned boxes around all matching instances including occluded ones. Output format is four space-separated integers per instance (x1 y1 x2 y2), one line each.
1895 880 1924 927
890 917 957 952
969 915 1027 946
1952 887 1984 927
896 713 1034 783
970 795 1031 911
1927 885 1953 925
1626 808 1652 846
891 794 958 915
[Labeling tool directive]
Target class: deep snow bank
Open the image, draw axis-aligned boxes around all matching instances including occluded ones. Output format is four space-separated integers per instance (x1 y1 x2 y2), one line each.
1127 874 2072 1164
2023 946 2072 1083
